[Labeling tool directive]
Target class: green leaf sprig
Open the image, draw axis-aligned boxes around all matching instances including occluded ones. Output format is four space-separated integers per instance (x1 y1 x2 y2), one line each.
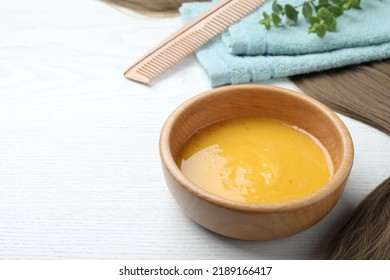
259 0 363 38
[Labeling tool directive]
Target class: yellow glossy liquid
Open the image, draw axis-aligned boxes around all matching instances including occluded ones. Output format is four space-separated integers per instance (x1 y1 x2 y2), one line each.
178 117 333 204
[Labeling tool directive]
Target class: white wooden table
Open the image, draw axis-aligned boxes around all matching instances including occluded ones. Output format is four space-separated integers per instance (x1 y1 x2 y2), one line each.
0 0 389 259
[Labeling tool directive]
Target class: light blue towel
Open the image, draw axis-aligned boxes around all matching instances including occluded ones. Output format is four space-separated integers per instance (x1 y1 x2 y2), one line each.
180 0 390 87
219 0 390 56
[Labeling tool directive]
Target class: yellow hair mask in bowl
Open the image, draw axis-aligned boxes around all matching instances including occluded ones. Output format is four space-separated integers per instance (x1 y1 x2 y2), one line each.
160 85 354 240
178 116 333 204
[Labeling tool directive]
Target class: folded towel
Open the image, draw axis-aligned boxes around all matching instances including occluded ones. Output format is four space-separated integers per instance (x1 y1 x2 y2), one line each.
179 1 390 87
219 0 390 56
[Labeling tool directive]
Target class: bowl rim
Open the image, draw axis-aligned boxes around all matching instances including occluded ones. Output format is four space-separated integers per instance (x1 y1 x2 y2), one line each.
159 84 354 213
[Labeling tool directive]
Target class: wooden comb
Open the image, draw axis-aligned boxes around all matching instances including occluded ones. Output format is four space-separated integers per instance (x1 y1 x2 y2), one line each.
124 0 267 84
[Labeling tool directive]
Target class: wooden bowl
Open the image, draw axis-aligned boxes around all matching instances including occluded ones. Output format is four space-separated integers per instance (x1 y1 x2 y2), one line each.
159 85 354 240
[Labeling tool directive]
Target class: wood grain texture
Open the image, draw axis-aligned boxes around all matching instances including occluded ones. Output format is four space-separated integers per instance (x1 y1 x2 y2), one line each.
160 85 354 240
0 0 389 259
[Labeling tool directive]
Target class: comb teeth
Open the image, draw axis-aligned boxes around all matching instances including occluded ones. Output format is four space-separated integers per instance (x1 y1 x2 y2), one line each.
124 0 266 85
